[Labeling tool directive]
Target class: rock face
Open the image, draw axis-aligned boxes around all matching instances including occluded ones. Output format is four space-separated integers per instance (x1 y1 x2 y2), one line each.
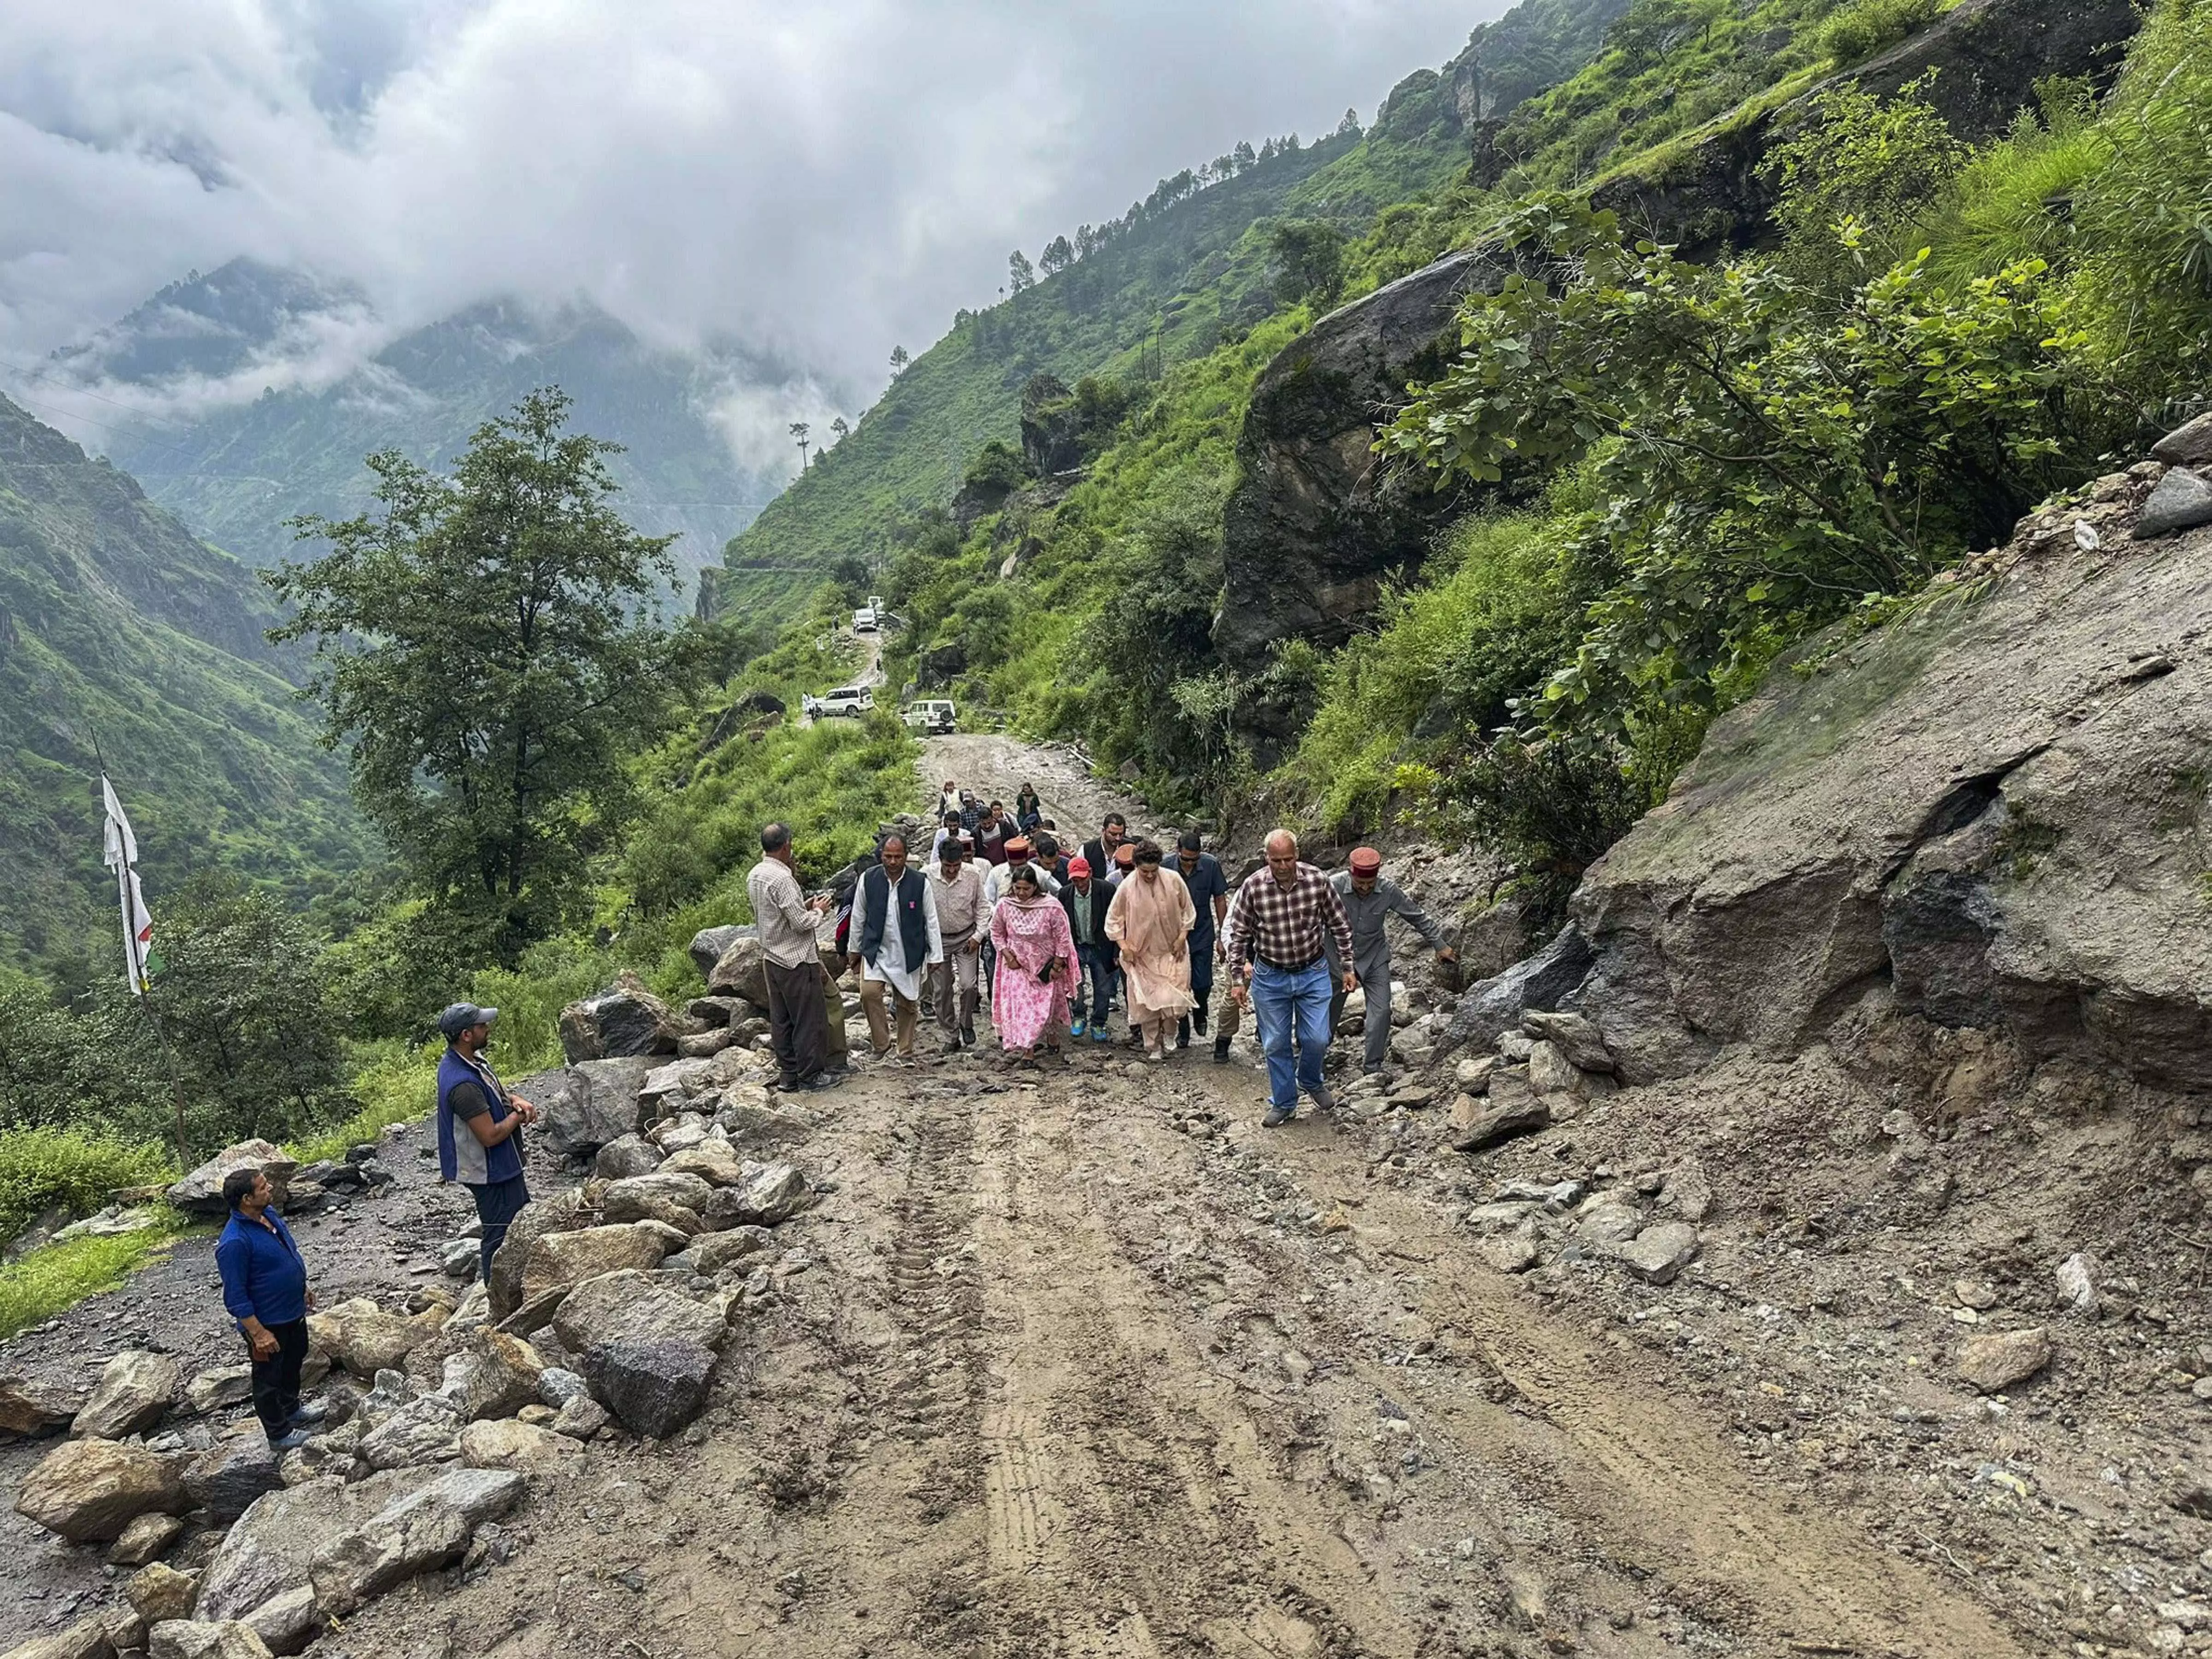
166 1142 295 1217
72 1351 181 1439
16 1437 188 1541
1573 514 2212 1089
1217 248 1500 759
1589 0 2142 259
556 973 681 1064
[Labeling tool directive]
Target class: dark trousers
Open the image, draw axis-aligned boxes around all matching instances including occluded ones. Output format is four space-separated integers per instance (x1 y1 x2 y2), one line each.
470 1173 532 1286
765 956 829 1086
248 1317 310 1440
1076 943 1116 1027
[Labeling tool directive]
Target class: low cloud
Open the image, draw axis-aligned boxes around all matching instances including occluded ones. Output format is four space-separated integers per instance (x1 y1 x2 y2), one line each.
0 0 1488 433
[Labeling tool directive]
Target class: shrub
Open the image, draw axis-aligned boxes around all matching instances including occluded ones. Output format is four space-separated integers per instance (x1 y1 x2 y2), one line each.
1820 0 1940 67
0 1222 190 1341
1765 76 1969 281
0 1129 168 1246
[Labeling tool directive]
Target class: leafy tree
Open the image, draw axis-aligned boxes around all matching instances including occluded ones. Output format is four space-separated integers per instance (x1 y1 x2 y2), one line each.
1039 235 1074 275
1381 199 2103 735
1270 220 1350 306
269 389 705 966
1008 250 1037 295
1337 107 1362 138
829 416 850 445
1764 76 1967 283
889 345 909 372
789 420 811 470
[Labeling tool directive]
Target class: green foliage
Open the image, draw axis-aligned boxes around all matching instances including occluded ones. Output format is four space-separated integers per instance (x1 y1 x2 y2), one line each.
0 1128 167 1246
1766 77 1969 279
0 1219 193 1341
1913 83 2106 284
1819 0 1941 67
1383 205 2104 734
963 441 1031 495
290 1039 440 1165
1269 220 1350 306
271 389 711 967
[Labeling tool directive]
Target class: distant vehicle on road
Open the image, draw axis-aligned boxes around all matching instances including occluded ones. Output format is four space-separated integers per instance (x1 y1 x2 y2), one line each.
803 685 875 719
852 606 878 633
901 699 957 735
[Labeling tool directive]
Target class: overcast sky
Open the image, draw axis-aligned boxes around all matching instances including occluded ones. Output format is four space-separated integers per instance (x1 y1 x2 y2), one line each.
0 0 1491 429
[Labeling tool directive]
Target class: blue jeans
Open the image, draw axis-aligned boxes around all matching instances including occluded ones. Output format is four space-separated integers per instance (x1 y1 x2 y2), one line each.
1250 959 1333 1110
1076 943 1117 1027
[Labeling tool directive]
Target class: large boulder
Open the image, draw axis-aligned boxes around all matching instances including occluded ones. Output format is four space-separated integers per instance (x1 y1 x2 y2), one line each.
601 1171 713 1222
556 973 681 1064
536 1057 654 1157
308 1300 434 1381
72 1351 181 1440
486 1189 590 1319
551 1269 728 1353
700 1161 813 1229
688 925 747 978
438 1331 544 1422
195 1467 523 1624
457 1418 583 1472
4 1622 122 1659
16 1437 188 1541
1589 0 2142 261
1573 506 2212 1088
1428 926 1594 1071
0 1374 82 1438
593 1134 664 1180
581 1336 716 1440
357 1394 463 1471
182 1430 282 1523
521 1223 671 1300
706 932 772 1011
165 1142 295 1218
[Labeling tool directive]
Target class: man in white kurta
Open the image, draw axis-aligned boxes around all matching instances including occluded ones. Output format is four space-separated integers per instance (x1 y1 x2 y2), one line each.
849 834 943 1057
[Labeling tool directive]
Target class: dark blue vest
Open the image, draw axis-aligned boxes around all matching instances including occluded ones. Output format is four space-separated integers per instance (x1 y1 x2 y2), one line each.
858 866 930 974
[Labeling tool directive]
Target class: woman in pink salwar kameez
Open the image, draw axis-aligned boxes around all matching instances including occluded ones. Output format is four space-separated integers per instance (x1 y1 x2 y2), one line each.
988 864 1078 1060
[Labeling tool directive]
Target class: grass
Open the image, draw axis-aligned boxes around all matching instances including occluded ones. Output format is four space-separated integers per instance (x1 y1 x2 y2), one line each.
290 1036 442 1165
0 1214 199 1341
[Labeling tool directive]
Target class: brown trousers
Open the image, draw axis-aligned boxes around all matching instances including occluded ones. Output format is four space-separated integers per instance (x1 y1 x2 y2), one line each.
859 975 922 1055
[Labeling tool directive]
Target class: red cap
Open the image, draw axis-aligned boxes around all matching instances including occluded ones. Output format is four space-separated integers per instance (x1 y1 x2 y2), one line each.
1067 857 1091 877
1114 843 1135 866
1006 837 1032 857
1348 847 1382 874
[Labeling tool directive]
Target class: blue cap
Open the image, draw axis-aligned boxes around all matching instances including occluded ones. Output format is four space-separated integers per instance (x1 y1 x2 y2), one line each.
437 1002 498 1041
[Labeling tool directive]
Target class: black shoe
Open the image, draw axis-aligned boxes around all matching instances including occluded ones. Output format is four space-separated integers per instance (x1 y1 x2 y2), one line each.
1307 1083 1336 1112
1191 1006 1208 1036
1213 1036 1231 1065
1176 1019 1190 1050
1262 1103 1294 1128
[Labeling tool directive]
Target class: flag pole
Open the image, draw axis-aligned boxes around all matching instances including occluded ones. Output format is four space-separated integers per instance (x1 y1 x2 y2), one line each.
93 745 191 1165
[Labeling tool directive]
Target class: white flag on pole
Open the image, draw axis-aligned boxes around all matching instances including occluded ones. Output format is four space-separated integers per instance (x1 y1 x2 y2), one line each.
100 775 154 994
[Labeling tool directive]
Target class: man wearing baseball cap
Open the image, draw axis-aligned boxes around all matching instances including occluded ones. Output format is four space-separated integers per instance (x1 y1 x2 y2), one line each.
1326 848 1456 1075
435 1002 540 1284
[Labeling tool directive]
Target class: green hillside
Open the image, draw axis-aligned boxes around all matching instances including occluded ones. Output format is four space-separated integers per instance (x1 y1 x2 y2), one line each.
701 48 1521 607
0 393 369 976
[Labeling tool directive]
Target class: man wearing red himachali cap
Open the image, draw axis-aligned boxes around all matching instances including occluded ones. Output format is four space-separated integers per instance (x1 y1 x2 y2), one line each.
1327 846 1456 1075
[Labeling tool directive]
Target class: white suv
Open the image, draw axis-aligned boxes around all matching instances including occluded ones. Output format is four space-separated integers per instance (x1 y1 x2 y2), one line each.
901 699 956 735
810 685 874 718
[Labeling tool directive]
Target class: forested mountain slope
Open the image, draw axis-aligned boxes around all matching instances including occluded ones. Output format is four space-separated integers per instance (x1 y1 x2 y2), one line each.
57 261 785 594
0 393 366 975
697 2 1630 612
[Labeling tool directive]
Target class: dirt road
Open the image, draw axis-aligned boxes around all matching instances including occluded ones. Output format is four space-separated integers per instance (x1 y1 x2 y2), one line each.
310 736 2035 1659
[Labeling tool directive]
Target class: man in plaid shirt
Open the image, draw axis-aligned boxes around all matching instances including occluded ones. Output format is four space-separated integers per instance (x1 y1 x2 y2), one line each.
1225 828 1356 1126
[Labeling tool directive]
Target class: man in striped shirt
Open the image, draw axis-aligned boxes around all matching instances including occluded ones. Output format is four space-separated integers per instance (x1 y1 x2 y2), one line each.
1224 829 1356 1127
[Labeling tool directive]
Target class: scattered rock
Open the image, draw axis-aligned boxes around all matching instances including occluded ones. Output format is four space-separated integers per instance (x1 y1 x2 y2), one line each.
558 972 682 1064
237 1587 318 1658
494 1284 569 1340
1 1619 121 1659
1954 1277 2000 1311
550 1394 611 1441
2056 1252 2098 1312
601 1171 714 1226
183 1430 282 1522
486 1189 590 1318
458 1418 583 1471
677 1028 735 1059
147 1621 274 1659
706 933 772 1011
166 1142 296 1218
685 993 744 1028
1659 1164 1713 1224
1614 1222 1700 1285
0 1374 81 1439
73 1350 182 1440
552 1269 728 1353
702 1160 813 1228
686 1227 777 1274
1957 1326 2052 1393
593 1134 664 1180
16 1436 188 1541
1578 1203 1646 1251
582 1335 717 1440
1520 1009 1614 1073
183 1366 253 1416
126 1562 200 1624
359 1392 464 1472
659 1141 746 1187
109 1510 186 1566
537 1057 656 1157
521 1223 672 1299
1448 1071 1550 1153
1430 925 1595 1070
535 1368 588 1408
715 1098 811 1147
1480 1232 1539 1273
688 925 747 978
309 1300 434 1381
438 1331 544 1421
2135 466 2212 539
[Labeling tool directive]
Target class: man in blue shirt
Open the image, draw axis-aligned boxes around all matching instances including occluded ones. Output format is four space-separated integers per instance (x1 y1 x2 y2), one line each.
435 1002 540 1285
215 1166 321 1450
